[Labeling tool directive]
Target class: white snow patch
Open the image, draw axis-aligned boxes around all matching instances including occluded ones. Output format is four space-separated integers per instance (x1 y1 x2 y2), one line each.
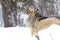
20 13 29 24
0 27 32 40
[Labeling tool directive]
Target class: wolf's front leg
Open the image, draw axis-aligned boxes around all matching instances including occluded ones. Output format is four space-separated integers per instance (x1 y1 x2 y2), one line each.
31 26 36 36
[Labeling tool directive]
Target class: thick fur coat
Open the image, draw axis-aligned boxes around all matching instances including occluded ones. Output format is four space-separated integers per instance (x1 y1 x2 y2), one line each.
26 7 60 36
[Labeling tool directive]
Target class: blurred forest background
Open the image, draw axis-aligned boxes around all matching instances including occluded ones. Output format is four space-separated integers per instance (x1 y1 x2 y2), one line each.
0 0 60 27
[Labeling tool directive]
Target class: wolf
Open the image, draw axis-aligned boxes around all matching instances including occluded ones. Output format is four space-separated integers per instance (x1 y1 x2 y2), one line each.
25 7 60 36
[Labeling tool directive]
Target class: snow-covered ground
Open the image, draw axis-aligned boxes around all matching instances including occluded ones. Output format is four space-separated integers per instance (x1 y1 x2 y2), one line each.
0 27 32 40
0 24 60 40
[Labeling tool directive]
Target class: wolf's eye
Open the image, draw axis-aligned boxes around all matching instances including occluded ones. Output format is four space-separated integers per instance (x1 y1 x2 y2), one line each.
29 9 34 12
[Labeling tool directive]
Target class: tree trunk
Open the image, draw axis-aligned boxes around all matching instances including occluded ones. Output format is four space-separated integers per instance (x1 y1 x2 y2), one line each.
1 0 17 27
11 0 17 26
1 0 12 27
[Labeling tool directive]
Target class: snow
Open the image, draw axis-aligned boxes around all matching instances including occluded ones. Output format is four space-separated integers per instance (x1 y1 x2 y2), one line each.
20 13 29 26
0 27 32 40
17 12 29 27
0 24 60 40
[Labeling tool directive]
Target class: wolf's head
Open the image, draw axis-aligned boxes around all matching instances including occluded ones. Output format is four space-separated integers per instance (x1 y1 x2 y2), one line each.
25 7 36 17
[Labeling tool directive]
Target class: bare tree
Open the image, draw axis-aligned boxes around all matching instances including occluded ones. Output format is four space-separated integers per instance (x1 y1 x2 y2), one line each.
1 0 17 27
1 0 12 27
